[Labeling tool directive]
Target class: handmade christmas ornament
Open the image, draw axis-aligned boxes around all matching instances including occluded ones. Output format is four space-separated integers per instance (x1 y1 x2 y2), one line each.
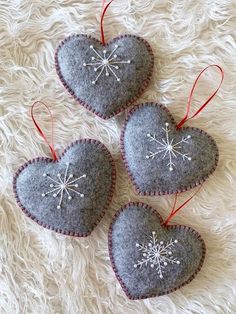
109 189 205 299
13 102 116 237
55 1 154 119
121 65 224 195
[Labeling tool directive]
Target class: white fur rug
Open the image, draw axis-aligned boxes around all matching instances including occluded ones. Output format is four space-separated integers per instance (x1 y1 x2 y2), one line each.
1 0 236 313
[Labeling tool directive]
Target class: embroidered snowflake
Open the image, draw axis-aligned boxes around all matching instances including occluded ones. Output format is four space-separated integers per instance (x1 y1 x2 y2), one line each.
83 45 131 84
146 122 192 171
41 162 86 209
133 231 180 279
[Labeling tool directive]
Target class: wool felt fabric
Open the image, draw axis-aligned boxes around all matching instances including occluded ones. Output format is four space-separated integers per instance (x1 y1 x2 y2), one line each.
55 34 154 119
109 202 205 300
13 139 116 237
2 0 236 312
121 103 219 195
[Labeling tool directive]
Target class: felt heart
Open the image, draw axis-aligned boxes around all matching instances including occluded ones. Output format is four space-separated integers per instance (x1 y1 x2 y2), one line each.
108 202 206 299
13 140 116 237
121 103 219 195
55 34 154 119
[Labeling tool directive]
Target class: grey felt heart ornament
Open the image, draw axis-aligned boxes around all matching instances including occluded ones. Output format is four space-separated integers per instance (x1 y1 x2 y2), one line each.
108 202 206 299
55 34 154 119
121 65 224 195
121 103 219 195
13 139 116 237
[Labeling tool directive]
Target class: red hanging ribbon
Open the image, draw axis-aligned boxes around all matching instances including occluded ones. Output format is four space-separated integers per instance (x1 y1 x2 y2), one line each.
163 185 203 226
100 0 113 46
31 101 58 161
177 65 224 129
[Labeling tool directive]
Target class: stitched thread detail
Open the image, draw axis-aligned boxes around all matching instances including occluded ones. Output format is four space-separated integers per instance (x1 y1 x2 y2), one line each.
120 103 219 196
146 122 192 171
108 202 206 300
83 44 131 84
41 162 86 209
134 232 180 279
55 34 154 120
13 139 116 238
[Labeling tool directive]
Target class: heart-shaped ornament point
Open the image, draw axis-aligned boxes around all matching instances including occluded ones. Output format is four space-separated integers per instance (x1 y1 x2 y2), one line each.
13 140 116 237
121 103 219 195
55 34 154 119
109 203 206 299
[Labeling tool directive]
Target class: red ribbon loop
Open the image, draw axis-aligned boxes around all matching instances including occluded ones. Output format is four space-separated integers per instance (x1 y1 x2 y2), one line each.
31 101 58 161
163 185 202 226
100 0 113 46
177 65 224 129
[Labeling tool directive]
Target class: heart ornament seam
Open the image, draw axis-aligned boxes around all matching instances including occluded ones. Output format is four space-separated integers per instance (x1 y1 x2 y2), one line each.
13 139 116 237
55 34 154 119
120 103 219 196
108 202 206 300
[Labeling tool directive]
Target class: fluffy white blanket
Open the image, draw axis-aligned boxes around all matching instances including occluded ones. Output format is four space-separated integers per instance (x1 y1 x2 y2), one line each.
1 0 236 313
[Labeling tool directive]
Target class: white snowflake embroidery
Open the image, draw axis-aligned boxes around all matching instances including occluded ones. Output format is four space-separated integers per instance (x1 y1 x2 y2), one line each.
83 44 131 84
41 162 86 209
133 231 180 279
146 122 192 171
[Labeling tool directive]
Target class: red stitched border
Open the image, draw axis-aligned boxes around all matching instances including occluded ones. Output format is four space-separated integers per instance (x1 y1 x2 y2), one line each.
54 34 154 120
120 103 219 196
108 202 206 300
13 139 116 237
